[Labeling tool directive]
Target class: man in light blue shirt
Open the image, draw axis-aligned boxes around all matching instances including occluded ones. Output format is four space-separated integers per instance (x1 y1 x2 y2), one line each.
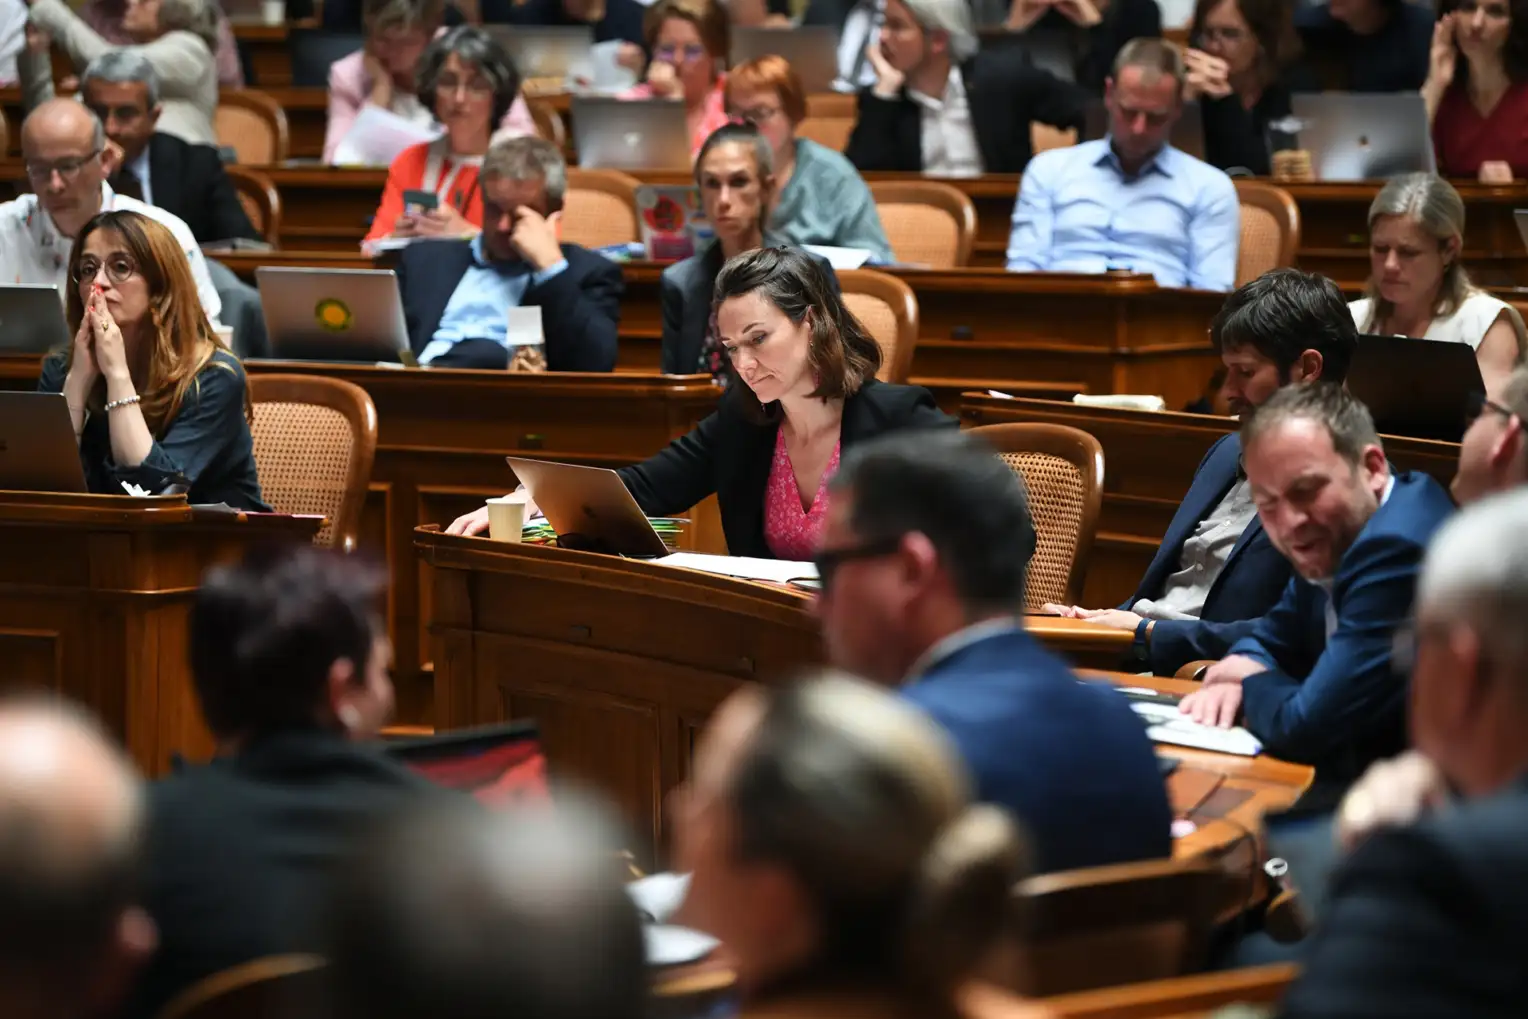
1005 38 1240 292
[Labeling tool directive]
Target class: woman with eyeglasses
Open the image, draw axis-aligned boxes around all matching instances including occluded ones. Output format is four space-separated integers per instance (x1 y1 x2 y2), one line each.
726 56 893 263
1183 0 1313 175
1424 0 1528 182
1349 174 1526 401
619 0 730 156
37 210 267 510
447 246 953 558
363 25 536 245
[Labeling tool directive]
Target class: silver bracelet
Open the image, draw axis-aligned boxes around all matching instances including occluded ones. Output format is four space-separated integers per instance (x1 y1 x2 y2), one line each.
105 394 141 412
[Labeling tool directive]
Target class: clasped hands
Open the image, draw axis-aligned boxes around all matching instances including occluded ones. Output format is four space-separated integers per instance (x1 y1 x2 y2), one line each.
69 288 131 386
1005 0 1101 31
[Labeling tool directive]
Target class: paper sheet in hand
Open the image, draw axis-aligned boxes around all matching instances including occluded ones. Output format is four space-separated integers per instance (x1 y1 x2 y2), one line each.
657 552 817 584
1129 700 1263 756
334 105 442 167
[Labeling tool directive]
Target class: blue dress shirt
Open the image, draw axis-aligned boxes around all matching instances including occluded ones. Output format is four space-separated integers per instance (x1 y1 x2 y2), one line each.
1004 138 1240 291
418 234 569 365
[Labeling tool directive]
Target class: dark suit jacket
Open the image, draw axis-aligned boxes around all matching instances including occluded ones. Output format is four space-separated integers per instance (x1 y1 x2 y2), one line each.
127 132 260 245
482 0 646 43
659 240 837 376
396 239 622 372
618 378 954 558
1279 773 1528 1019
1125 434 1292 675
1229 471 1455 793
903 628 1173 873
844 52 1085 175
1036 0 1162 93
120 730 438 1019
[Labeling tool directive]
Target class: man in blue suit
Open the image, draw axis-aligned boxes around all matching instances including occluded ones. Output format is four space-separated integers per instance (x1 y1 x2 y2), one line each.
1046 269 1359 675
814 429 1173 873
1181 385 1455 802
395 135 622 371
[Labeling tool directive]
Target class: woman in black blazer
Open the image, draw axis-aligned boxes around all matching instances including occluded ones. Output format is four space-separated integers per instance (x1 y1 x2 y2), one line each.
449 247 955 557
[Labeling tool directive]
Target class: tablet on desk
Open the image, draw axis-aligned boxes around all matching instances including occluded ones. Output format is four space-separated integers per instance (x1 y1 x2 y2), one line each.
505 457 671 558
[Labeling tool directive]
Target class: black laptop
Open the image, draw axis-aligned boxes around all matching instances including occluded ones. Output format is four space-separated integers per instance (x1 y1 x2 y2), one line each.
1347 333 1485 443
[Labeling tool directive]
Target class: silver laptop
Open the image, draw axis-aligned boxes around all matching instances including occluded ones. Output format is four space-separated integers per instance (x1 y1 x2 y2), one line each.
1289 93 1436 181
571 97 692 171
0 285 70 354
731 26 841 94
483 25 594 81
505 456 670 557
255 267 411 363
0 393 88 493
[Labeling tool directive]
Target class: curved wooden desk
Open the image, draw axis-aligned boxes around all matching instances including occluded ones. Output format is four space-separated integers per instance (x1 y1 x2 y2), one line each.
418 530 1312 866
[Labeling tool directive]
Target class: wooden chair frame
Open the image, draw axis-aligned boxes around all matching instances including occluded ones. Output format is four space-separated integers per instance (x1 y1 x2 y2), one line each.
223 166 282 245
154 954 325 1019
838 268 918 384
1233 179 1301 279
216 89 291 165
963 422 1105 606
563 167 643 247
247 374 378 553
528 98 569 154
867 180 978 268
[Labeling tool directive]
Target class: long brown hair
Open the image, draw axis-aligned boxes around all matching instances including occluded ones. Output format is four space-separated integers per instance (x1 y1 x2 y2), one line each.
65 210 250 434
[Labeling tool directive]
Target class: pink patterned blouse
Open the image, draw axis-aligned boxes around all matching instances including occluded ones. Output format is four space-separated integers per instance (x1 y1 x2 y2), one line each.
764 429 841 561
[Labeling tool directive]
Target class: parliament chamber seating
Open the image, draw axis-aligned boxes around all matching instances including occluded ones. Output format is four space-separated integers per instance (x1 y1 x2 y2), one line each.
562 167 642 249
868 179 979 269
1232 179 1301 287
154 955 326 1019
838 268 919 383
214 89 291 166
224 166 283 246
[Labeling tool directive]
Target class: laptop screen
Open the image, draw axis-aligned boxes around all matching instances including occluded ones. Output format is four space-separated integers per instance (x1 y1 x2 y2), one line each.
387 721 550 808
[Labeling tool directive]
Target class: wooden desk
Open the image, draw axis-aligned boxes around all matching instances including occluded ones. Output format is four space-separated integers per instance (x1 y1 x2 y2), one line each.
0 492 320 775
961 395 1462 609
417 531 1313 865
231 22 321 88
1045 963 1298 1018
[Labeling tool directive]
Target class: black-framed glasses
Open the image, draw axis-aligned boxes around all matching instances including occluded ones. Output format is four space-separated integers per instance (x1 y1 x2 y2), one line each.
72 255 138 286
1465 391 1515 425
812 536 905 591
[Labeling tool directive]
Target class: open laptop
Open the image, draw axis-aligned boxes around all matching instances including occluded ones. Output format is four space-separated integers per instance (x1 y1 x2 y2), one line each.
483 24 594 82
387 720 550 808
0 393 89 493
255 267 412 363
1347 333 1484 442
1289 93 1436 181
505 456 671 557
1083 99 1204 160
571 97 691 171
731 26 841 93
0 285 71 355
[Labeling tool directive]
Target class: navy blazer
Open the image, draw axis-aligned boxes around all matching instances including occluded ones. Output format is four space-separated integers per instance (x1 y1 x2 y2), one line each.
618 378 954 558
1126 434 1293 674
903 628 1173 873
396 239 622 372
1230 471 1455 794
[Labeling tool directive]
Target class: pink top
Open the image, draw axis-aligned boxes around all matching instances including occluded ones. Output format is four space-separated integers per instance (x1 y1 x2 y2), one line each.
620 75 729 157
764 429 841 562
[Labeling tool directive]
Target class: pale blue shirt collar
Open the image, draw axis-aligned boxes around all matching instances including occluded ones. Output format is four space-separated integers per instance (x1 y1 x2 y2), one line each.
904 616 1023 684
1094 138 1176 180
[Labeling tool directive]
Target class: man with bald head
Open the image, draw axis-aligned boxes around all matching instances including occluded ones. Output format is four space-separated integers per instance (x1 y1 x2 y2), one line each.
0 97 222 325
0 698 155 1019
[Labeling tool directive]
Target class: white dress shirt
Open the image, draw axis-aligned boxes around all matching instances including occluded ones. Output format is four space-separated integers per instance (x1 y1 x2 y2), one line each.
0 0 24 86
0 182 223 325
908 66 983 177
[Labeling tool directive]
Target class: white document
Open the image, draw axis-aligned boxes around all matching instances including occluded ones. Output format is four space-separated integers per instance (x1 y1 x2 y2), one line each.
803 244 873 270
505 305 545 347
657 552 817 584
1129 701 1263 757
333 104 443 168
1073 394 1167 412
575 39 640 93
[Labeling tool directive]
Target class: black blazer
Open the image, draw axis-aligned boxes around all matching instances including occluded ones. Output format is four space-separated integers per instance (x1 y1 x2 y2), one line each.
1198 65 1321 176
618 379 956 558
844 52 1085 175
1037 0 1162 93
1278 773 1528 1019
396 239 623 372
119 730 439 1019
121 132 260 245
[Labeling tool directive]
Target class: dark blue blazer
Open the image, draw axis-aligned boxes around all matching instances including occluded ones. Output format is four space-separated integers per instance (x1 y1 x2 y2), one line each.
1230 471 1455 792
395 239 622 372
902 628 1173 873
1125 434 1292 674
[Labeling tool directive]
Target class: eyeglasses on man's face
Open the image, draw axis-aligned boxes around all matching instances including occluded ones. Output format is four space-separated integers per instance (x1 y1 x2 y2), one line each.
25 148 103 184
812 535 905 592
1465 391 1515 426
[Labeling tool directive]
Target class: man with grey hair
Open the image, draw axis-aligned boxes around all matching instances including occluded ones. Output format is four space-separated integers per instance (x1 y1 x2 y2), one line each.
0 697 156 1019
1179 384 1453 803
395 134 622 370
844 0 1083 174
0 97 223 325
1278 489 1528 1019
1005 37 1240 291
1451 365 1528 506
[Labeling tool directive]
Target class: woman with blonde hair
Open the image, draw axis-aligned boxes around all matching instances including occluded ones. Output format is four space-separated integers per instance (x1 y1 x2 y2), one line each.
38 210 267 509
675 673 1043 1019
620 0 731 155
1349 173 1525 399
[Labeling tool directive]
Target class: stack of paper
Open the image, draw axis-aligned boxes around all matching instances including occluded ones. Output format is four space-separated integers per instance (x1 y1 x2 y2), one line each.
1128 700 1263 756
656 552 816 584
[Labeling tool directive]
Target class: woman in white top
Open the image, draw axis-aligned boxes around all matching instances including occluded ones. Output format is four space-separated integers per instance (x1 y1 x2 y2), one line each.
1349 172 1525 399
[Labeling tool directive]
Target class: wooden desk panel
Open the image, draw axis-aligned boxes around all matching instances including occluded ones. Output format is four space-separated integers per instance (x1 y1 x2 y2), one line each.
419 531 1313 866
960 395 1461 608
232 22 320 88
1044 963 1298 1019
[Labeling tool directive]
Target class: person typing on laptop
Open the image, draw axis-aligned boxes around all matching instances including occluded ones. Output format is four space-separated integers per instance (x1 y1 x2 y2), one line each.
447 246 953 556
396 135 621 370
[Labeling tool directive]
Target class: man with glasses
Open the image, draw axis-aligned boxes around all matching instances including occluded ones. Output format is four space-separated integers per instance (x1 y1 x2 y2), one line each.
0 98 222 326
813 428 1172 873
1278 489 1528 1019
1452 367 1528 506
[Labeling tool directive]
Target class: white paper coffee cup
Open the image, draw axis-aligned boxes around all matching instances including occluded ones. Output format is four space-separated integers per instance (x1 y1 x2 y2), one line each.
485 494 528 542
